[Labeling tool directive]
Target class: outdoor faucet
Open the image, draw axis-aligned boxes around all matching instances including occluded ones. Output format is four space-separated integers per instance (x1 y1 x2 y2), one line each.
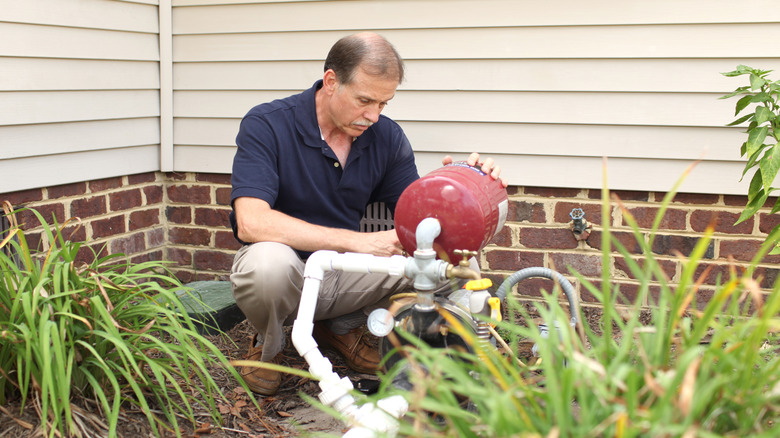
446 249 481 280
569 208 591 241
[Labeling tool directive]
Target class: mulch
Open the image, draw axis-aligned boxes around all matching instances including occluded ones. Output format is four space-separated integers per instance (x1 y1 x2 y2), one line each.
0 303 627 437
0 319 369 438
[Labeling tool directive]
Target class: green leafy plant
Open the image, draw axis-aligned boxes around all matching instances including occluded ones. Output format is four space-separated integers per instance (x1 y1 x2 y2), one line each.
721 65 780 251
362 169 780 437
0 204 252 437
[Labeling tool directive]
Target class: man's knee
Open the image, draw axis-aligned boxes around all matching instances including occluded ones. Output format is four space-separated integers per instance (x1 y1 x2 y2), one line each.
231 242 303 303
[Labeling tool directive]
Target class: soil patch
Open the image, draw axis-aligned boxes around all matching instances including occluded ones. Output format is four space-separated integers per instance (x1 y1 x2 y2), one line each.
0 303 643 437
0 319 370 437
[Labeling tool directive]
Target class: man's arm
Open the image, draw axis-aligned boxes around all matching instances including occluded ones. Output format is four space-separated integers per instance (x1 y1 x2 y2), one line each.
234 197 404 257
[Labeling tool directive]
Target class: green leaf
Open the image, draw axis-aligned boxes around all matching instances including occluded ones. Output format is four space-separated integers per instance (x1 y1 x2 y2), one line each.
721 65 752 77
742 143 769 180
755 106 771 125
736 173 766 224
750 73 767 90
735 95 754 115
748 169 764 201
746 126 769 157
770 197 780 215
720 86 750 99
750 92 771 103
727 113 754 126
770 81 780 95
760 144 780 188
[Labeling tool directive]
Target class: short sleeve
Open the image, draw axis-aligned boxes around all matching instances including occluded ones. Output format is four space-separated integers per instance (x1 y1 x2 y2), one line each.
231 114 280 207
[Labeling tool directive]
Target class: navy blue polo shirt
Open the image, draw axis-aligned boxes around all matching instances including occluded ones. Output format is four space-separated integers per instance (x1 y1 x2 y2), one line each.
230 80 419 256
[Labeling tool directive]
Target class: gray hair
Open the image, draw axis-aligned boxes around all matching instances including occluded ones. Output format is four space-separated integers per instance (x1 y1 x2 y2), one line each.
323 32 404 84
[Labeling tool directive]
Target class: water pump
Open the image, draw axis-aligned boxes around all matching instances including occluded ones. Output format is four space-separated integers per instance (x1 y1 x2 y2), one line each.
289 162 578 437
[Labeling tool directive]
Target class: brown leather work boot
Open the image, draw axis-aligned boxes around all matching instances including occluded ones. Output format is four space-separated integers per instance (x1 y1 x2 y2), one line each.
313 322 380 374
239 334 282 396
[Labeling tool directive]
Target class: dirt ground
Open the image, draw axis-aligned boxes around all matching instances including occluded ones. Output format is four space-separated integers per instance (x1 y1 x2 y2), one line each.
0 305 627 438
0 319 371 438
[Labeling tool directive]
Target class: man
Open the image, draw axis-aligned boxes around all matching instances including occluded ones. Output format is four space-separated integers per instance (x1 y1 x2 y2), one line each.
230 32 504 396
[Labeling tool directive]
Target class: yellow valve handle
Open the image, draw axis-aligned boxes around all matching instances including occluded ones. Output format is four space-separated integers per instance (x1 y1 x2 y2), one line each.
464 278 493 291
488 296 502 327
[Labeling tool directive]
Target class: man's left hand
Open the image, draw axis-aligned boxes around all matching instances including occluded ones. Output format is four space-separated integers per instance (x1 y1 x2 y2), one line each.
442 152 508 187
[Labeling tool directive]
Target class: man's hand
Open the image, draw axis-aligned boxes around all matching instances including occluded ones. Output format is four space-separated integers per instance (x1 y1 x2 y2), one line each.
442 152 508 187
353 229 404 257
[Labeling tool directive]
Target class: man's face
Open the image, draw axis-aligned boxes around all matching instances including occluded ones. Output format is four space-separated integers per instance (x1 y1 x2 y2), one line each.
326 67 398 138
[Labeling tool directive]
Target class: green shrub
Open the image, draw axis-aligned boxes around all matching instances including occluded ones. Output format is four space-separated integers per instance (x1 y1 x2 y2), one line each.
370 175 780 437
0 204 250 437
721 65 780 252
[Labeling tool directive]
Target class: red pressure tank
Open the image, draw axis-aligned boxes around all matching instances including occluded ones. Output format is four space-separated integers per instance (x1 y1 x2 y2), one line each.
394 161 509 263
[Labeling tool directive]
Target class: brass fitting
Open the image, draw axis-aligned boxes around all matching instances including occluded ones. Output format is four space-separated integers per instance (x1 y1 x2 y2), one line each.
446 264 481 280
446 249 481 280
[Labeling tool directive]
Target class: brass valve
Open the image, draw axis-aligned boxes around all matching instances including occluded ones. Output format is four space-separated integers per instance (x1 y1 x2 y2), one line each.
453 249 478 267
447 249 481 280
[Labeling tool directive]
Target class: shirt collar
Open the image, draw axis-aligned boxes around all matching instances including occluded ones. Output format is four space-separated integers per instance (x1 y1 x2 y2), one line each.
295 80 324 149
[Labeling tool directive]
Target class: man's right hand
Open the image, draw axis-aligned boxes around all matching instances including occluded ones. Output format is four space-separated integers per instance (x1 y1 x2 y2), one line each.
353 229 404 257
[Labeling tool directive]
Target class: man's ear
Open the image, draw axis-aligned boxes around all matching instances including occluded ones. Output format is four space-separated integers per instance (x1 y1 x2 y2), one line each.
322 69 339 95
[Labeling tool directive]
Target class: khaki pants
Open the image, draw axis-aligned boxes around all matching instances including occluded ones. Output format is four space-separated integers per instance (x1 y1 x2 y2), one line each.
231 242 417 361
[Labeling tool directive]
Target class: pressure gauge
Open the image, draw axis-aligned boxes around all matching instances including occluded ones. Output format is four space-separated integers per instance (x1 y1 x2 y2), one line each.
367 308 395 337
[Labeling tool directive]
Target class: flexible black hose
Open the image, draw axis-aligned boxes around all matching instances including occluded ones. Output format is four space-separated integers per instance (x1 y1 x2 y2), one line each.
496 267 579 325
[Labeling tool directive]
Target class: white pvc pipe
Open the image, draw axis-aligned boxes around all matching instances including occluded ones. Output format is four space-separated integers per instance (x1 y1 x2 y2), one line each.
415 217 441 252
290 218 497 436
407 218 447 293
342 395 409 438
293 251 408 359
291 250 414 437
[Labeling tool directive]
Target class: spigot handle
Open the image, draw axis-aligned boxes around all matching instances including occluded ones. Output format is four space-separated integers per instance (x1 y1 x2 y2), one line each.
453 249 478 266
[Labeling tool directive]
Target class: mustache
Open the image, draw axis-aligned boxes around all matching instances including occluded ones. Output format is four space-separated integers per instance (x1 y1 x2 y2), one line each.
353 120 374 127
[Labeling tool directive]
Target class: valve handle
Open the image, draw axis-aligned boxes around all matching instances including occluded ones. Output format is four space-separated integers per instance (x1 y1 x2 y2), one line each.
453 249 478 267
488 297 502 327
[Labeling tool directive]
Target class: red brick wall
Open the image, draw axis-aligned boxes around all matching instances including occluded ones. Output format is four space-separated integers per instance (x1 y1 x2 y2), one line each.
482 187 778 310
3 173 166 268
3 174 776 309
1 172 236 283
164 172 238 283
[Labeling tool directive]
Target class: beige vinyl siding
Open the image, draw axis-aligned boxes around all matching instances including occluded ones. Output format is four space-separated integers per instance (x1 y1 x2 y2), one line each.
169 0 780 195
3 0 779 195
2 119 161 159
2 0 159 32
173 25 778 61
170 0 778 30
1 147 161 190
0 0 161 193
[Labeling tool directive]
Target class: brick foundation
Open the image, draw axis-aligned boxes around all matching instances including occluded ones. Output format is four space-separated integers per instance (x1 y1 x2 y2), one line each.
3 174 776 309
482 187 778 309
1 172 236 283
